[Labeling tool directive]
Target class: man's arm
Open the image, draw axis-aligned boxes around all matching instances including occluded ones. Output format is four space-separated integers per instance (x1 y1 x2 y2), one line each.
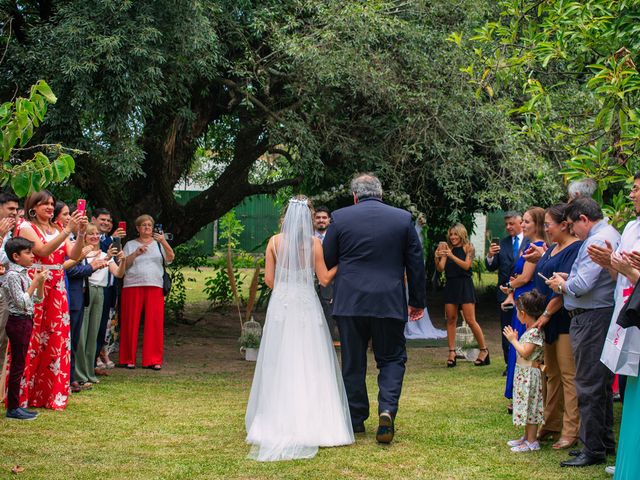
565 239 609 297
405 220 426 309
323 221 339 269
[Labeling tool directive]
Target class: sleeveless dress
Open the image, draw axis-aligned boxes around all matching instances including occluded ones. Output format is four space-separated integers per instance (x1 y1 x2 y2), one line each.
6 222 71 410
245 244 354 461
512 328 545 426
443 246 476 304
505 240 545 400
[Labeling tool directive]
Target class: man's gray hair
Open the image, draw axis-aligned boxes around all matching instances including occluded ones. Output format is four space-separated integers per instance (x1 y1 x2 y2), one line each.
351 173 383 200
503 210 521 219
567 178 597 201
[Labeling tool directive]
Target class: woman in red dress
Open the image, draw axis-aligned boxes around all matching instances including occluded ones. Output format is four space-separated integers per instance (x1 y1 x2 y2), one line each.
12 191 86 410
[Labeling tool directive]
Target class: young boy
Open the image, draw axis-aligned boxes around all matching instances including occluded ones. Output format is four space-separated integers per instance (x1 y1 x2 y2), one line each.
2 237 48 420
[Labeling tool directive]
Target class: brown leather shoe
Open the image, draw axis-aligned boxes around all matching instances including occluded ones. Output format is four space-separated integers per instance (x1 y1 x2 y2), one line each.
70 381 82 393
552 437 578 449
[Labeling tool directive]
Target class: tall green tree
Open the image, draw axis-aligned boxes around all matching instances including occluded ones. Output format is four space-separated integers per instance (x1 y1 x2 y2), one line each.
2 1 560 244
462 0 640 227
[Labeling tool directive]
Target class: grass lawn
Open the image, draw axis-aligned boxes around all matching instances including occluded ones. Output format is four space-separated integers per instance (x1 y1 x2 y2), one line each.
1 278 618 479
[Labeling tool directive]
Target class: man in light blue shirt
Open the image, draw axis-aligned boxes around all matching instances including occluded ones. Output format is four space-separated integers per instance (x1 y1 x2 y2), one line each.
547 197 620 467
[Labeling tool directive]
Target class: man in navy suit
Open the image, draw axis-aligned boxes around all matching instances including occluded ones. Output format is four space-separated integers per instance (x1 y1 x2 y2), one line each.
323 173 426 444
485 211 527 374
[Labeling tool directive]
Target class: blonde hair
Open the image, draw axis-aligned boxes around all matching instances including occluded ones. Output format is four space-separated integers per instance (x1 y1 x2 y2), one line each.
447 223 470 247
85 223 98 235
135 214 154 227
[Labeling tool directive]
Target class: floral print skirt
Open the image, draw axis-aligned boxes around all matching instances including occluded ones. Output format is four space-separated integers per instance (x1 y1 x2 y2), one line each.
512 365 544 426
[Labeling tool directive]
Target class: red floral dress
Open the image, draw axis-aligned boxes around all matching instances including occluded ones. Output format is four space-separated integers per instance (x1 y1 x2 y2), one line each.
4 222 71 410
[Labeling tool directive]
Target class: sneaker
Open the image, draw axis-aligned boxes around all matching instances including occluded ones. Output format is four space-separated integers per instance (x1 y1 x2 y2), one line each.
6 408 37 421
507 436 526 447
605 465 615 475
18 407 38 417
511 441 540 453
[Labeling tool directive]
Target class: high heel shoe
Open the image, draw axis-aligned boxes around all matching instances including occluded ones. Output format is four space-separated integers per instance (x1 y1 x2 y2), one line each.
474 348 490 366
447 350 457 368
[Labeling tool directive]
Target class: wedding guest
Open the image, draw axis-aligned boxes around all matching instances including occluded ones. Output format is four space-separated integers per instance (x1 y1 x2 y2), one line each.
2 238 47 420
500 207 546 411
435 223 489 367
591 173 640 476
503 289 546 453
119 215 174 369
53 201 70 229
0 192 19 382
567 178 597 201
13 190 87 410
546 198 620 467
92 208 125 370
65 244 95 393
610 247 640 479
314 206 338 341
486 211 525 374
74 224 125 386
532 204 581 448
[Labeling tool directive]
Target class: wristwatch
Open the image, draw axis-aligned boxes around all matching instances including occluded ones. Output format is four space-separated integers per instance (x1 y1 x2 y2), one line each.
542 309 551 318
557 284 563 294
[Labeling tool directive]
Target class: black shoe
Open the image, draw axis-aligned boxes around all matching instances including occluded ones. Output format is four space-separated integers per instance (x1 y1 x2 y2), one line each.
376 411 394 444
570 448 615 457
561 453 605 467
474 348 490 366
569 449 581 457
352 423 365 434
447 350 457 368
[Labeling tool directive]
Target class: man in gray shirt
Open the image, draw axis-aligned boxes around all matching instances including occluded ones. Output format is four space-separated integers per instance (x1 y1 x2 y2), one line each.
547 198 620 467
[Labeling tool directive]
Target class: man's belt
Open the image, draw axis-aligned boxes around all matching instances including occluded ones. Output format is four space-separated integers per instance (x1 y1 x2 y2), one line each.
567 307 611 319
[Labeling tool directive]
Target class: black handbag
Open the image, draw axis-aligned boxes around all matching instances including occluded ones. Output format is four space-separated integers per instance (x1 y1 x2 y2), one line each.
616 279 640 329
157 242 171 296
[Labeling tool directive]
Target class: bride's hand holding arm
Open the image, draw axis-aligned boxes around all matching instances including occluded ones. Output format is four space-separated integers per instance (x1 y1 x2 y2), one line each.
314 237 335 286
264 236 277 289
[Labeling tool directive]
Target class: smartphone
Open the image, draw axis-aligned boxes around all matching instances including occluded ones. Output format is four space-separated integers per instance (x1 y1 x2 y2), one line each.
112 237 122 253
76 199 86 215
502 303 514 311
118 221 127 234
30 263 63 271
438 241 448 250
163 233 173 241
154 223 163 234
537 272 549 282
491 237 500 245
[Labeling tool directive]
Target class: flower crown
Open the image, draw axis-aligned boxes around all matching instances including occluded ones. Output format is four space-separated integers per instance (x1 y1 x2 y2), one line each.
289 198 308 206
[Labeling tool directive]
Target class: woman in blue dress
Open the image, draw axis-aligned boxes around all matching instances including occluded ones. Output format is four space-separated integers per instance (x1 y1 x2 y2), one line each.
532 204 582 448
500 207 546 409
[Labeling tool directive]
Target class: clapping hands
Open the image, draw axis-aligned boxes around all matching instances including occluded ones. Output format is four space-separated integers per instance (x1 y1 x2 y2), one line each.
502 325 518 343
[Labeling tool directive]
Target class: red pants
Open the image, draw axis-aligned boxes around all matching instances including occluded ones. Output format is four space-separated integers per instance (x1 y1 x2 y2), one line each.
119 287 164 367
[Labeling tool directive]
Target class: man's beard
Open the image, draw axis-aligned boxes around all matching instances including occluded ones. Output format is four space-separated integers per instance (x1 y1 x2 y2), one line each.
316 225 327 232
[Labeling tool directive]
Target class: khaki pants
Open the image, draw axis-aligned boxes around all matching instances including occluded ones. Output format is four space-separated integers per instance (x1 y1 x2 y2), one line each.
543 333 580 438
0 292 10 403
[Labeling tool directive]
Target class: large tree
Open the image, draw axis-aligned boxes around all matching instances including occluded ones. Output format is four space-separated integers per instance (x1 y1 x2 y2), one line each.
2 1 561 244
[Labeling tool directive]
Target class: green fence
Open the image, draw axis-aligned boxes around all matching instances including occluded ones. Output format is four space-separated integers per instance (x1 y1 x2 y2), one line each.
174 191 280 255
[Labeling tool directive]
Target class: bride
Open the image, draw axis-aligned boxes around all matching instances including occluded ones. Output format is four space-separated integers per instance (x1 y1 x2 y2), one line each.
245 196 354 461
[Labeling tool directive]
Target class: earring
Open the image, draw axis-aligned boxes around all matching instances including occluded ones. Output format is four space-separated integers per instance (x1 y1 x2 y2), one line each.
28 208 36 218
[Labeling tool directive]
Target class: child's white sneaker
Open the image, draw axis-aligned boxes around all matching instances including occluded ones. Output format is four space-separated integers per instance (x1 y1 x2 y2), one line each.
507 436 526 447
511 440 540 452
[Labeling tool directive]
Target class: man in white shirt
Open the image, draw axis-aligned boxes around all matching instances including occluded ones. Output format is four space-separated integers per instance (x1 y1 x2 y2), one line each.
314 206 338 341
0 192 20 400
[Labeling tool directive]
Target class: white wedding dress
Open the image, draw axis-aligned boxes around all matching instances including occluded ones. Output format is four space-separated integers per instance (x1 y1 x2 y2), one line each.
245 199 354 461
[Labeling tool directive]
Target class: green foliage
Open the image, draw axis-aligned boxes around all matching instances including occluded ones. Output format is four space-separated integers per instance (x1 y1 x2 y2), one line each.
203 268 245 308
165 240 207 321
463 0 640 227
238 332 260 349
218 211 244 249
0 80 75 196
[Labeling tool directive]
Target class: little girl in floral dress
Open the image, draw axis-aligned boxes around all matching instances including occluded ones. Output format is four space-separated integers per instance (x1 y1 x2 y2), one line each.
502 289 545 453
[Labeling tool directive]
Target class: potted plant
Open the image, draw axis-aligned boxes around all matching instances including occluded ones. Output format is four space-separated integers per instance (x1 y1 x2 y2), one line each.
239 332 261 361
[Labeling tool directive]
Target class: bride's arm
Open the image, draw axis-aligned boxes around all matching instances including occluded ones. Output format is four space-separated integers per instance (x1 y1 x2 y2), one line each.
314 237 336 286
264 236 277 289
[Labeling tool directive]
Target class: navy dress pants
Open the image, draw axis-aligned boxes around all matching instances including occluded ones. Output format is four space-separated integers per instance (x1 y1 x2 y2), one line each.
335 315 407 426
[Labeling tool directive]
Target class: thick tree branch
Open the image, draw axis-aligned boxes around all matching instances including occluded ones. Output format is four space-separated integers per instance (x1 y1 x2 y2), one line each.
246 175 303 195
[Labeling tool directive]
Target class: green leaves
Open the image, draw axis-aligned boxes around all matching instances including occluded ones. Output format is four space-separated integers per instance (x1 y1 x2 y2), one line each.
1 80 75 196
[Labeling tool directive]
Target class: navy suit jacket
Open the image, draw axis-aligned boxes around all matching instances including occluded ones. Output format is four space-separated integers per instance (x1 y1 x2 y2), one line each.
66 261 93 312
323 198 426 321
485 235 529 302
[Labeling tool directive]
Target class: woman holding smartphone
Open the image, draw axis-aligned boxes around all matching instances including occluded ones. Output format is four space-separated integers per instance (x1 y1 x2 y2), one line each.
13 190 87 410
500 207 546 410
435 223 489 367
119 215 174 370
532 204 582 448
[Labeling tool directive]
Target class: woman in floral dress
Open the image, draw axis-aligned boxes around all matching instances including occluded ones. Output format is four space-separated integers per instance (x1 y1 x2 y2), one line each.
10 191 86 410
